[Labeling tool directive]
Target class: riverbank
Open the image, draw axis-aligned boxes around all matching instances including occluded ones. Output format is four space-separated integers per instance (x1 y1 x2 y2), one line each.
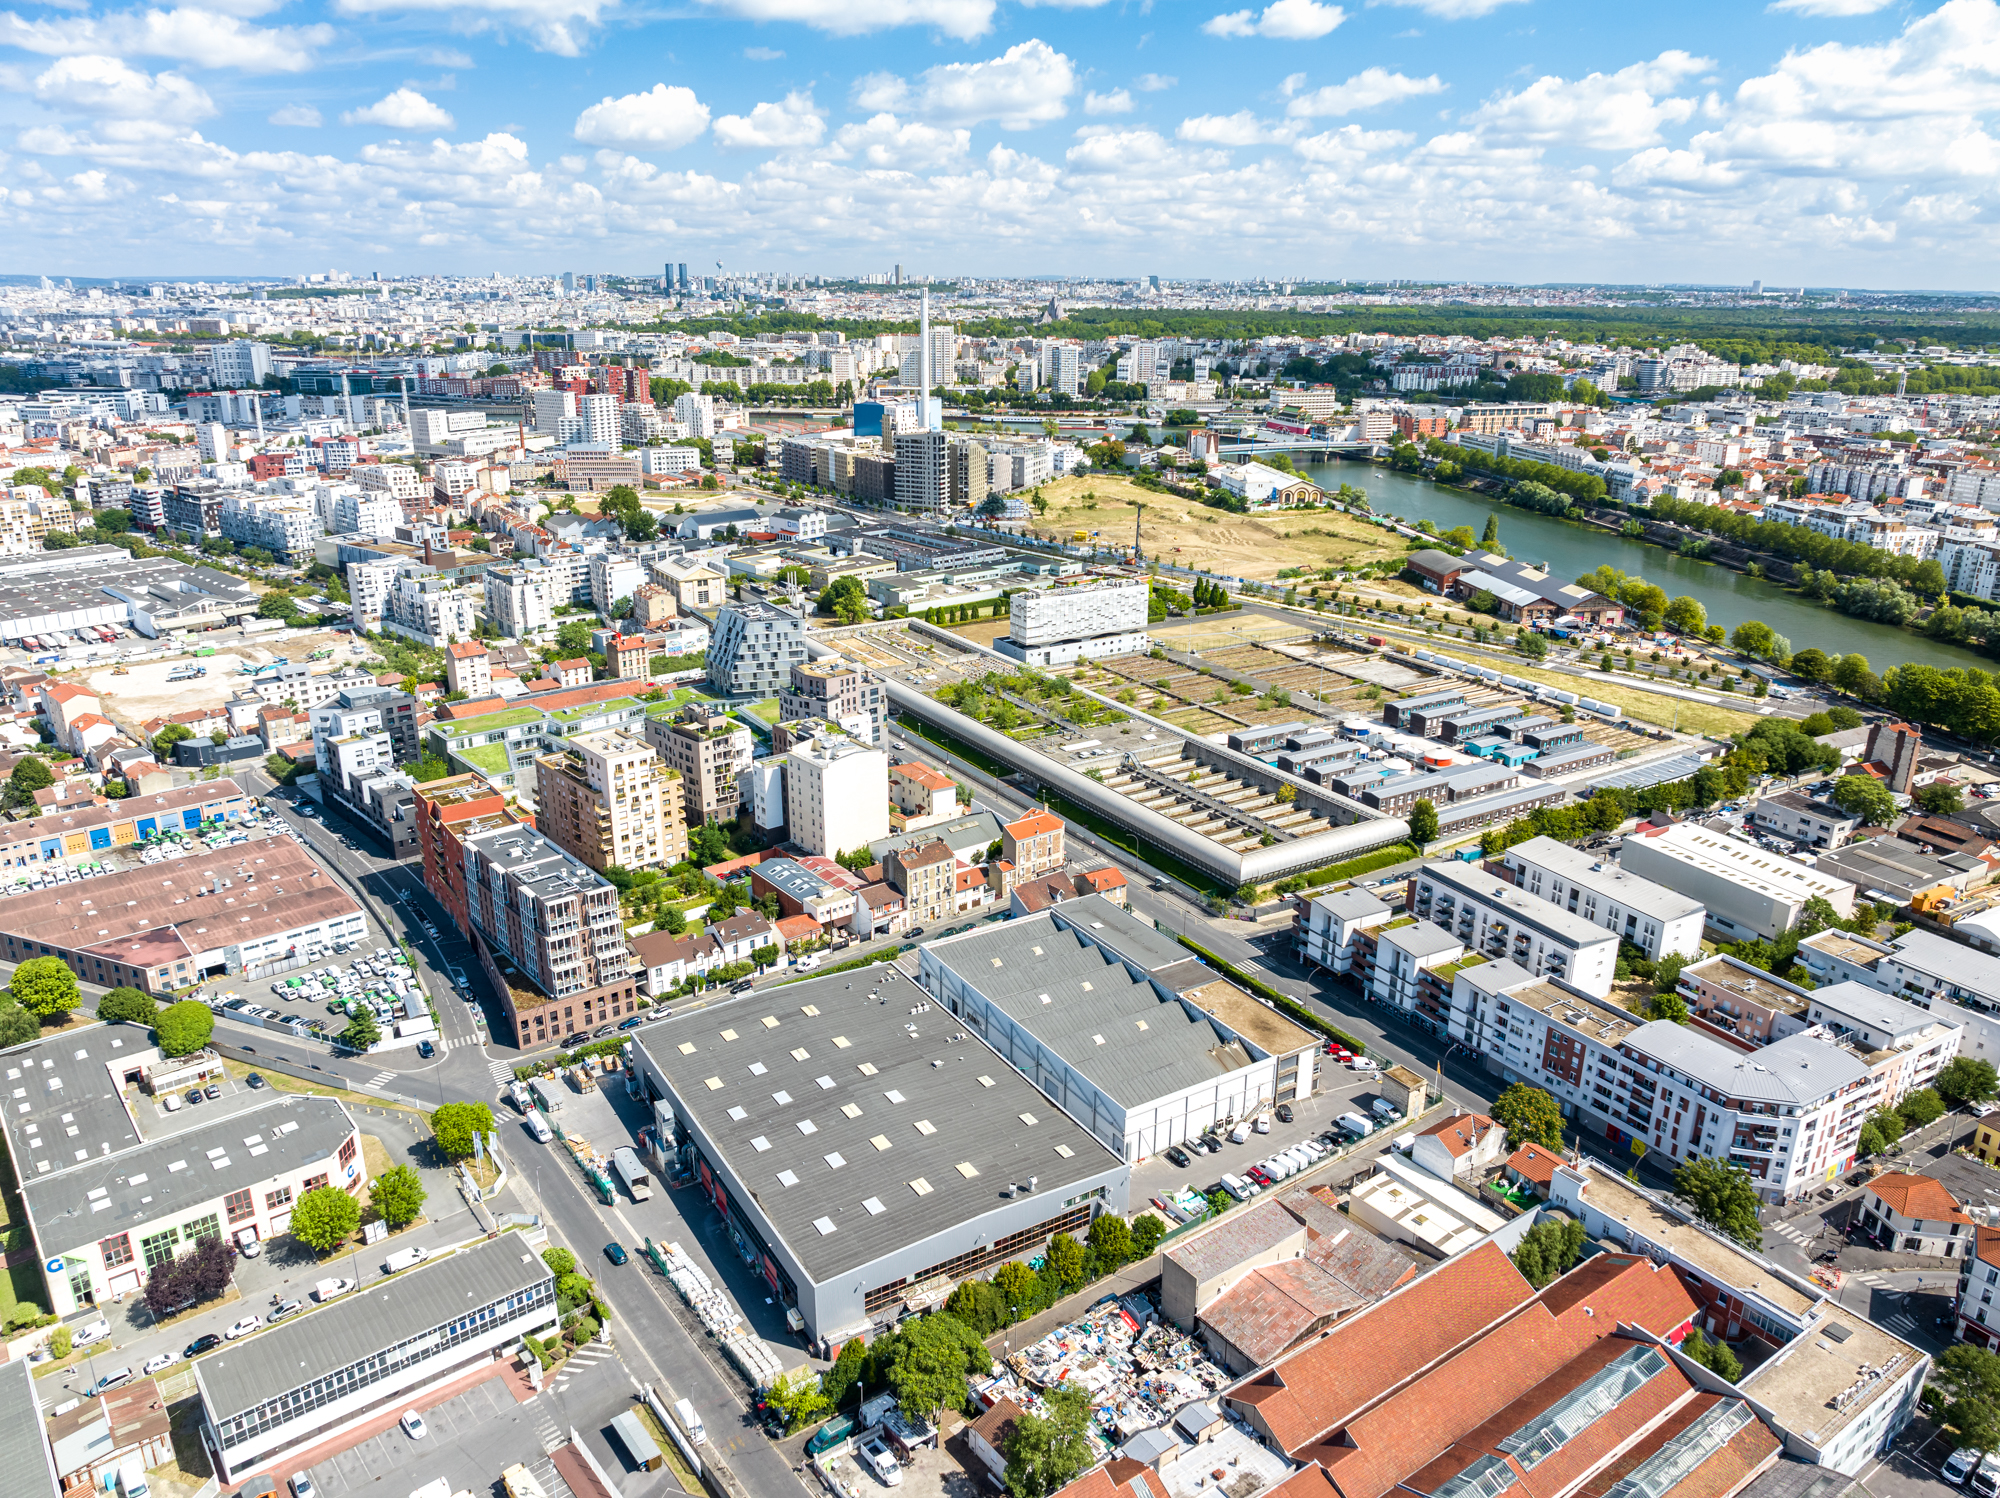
1302 455 1998 676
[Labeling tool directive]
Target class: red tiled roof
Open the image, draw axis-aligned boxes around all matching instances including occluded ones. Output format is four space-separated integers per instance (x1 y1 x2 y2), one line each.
1506 1145 1559 1187
1417 1112 1499 1158
1977 1224 2000 1272
775 913 821 941
895 761 955 792
1868 1170 1971 1224
1079 867 1127 892
1225 1242 1535 1453
1006 808 1063 839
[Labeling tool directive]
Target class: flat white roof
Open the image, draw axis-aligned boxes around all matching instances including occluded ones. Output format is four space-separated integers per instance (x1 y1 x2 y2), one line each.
1418 860 1618 948
1505 836 1705 922
1624 823 1855 905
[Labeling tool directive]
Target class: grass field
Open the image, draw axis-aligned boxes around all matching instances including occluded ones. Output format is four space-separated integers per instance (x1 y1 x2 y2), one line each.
1025 475 1404 582
1151 616 1315 652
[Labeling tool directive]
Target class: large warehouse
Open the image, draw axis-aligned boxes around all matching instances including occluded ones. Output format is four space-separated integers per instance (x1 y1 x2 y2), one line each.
625 966 1129 1343
0 546 259 640
918 897 1320 1162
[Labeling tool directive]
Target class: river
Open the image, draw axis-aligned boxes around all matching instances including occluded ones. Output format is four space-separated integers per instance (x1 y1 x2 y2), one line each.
1300 458 1995 677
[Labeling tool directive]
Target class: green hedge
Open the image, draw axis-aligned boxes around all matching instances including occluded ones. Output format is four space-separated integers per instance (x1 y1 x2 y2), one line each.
1281 842 1417 892
778 947 907 984
1174 936 1367 1054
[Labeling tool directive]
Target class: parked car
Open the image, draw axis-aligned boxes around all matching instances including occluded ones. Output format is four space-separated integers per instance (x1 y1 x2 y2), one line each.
604 1242 629 1266
1276 1103 1294 1124
246 1073 266 1089
1947 1450 1982 1487
183 1333 222 1359
73 1319 112 1347
1162 1145 1191 1169
400 1411 428 1440
416 1040 434 1059
270 1298 304 1322
87 1368 135 1395
142 1352 176 1374
224 1316 261 1341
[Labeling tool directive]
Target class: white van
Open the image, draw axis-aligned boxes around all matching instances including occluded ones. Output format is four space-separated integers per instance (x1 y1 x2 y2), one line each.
524 1111 553 1144
1370 1098 1403 1124
1220 1173 1257 1201
382 1244 431 1274
1336 1112 1374 1139
1228 1122 1250 1145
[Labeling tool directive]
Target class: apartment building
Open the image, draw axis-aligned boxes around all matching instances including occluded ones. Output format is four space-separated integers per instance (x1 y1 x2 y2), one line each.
1451 960 1873 1201
708 603 810 697
778 656 885 745
412 774 521 939
483 561 556 638
444 642 491 698
1619 822 1856 941
654 557 725 611
1294 887 1394 975
330 489 404 537
459 820 642 1044
893 428 949 514
219 492 322 563
1409 860 1621 996
889 759 957 830
885 839 955 925
1002 808 1065 879
784 729 889 858
1750 792 1862 850
1500 836 1706 962
589 552 646 618
382 572 476 647
645 704 754 827
535 728 688 874
1799 926 2000 1070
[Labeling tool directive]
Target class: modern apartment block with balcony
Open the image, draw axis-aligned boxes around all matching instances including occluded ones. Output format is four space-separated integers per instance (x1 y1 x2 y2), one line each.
1357 916 1480 1035
778 656 885 745
645 705 754 828
1451 959 1876 1202
1499 835 1706 963
1410 860 1620 997
534 728 688 875
459 821 643 1046
1295 887 1395 976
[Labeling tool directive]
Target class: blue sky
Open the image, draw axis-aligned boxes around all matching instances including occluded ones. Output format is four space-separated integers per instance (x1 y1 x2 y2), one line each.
2 0 1997 283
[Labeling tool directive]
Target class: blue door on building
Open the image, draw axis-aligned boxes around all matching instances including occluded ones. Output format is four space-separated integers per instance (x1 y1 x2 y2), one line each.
136 818 156 837
38 840 59 860
89 829 111 850
182 810 201 829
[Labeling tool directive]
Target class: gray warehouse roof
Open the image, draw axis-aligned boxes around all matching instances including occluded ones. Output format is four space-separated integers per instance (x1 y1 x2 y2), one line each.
1624 1021 1869 1106
23 1095 355 1248
195 1233 552 1420
0 1359 60 1498
924 919 1257 1106
638 968 1120 1284
0 1026 146 1170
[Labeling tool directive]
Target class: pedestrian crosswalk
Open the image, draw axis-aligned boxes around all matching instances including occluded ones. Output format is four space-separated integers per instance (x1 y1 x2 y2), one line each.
1769 1220 1817 1247
488 1057 519 1088
1859 1273 1886 1286
361 1069 398 1091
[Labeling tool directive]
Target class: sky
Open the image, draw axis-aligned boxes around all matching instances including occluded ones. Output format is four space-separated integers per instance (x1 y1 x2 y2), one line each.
3 0 1999 284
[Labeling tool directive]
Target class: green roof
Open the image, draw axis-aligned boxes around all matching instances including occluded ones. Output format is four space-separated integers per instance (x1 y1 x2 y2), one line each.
443 706 545 737
456 743 514 777
551 698 642 724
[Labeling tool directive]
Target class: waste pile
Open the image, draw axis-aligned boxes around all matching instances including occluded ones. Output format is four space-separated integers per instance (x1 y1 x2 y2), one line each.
1003 1291 1231 1448
653 1239 786 1391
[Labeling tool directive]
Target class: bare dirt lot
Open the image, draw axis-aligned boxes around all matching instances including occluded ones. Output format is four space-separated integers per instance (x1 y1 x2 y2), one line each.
1024 475 1405 582
83 627 363 724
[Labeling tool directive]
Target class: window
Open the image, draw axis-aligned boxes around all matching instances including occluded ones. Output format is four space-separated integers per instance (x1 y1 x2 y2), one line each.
339 1137 358 1168
141 1227 180 1269
185 1213 222 1244
100 1233 134 1268
266 1185 293 1211
303 1174 329 1193
225 1188 256 1224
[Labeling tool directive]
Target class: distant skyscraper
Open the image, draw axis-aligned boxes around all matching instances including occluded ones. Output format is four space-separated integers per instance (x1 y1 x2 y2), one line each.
894 264 903 286
585 274 598 293
561 272 576 295
678 263 689 289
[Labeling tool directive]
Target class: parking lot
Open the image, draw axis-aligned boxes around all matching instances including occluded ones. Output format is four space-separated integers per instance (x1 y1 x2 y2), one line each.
217 943 436 1051
1128 1055 1430 1212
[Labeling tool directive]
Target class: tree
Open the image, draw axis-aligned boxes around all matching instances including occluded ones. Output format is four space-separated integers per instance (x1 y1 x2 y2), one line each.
4 754 53 808
542 1246 578 1277
1673 1157 1762 1248
1790 648 1832 683
1943 1344 2000 1453
1648 990 1690 1025
0 1002 36 1049
822 1336 867 1408
1859 1108 1906 1158
152 723 194 759
1130 1213 1167 1260
1938 1057 2000 1105
337 1007 381 1052
431 1100 495 1160
817 574 870 624
256 592 300 623
1917 782 1967 815
1510 1217 1586 1288
993 1260 1038 1315
765 1368 833 1432
1654 952 1687 994
1005 1383 1095 1498
1493 1083 1563 1150
289 1184 361 1253
154 998 214 1056
1680 1326 1743 1383
144 1234 235 1319
1730 620 1779 659
1409 797 1439 847
1480 513 1501 548
1086 1214 1132 1268
1516 630 1549 661
1900 1088 1947 1130
1045 1232 1086 1290
1830 773 1896 827
96 987 157 1025
9 956 79 1022
1663 596 1707 636
882 1313 992 1423
369 1165 426 1228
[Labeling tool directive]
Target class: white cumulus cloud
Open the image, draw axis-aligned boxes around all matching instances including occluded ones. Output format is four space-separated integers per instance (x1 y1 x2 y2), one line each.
330 0 613 55
1468 51 1711 149
1203 0 1344 38
1176 110 1274 145
573 83 709 147
687 0 995 38
713 90 823 149
342 89 454 129
1286 66 1444 117
1084 89 1133 114
1135 73 1176 91
826 113 971 168
1367 0 1526 17
0 7 334 73
33 54 215 122
268 104 322 126
853 39 1075 128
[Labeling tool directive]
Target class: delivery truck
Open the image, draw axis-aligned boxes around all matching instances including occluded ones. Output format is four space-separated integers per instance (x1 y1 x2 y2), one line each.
611 1146 653 1202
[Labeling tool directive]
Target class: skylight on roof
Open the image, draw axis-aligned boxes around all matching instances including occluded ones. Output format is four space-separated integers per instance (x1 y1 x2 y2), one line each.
798 1119 818 1135
1054 1144 1075 1158
728 1106 748 1122
909 1178 933 1196
1019 1113 1038 1126
704 1077 724 1091
801 1004 820 1016
863 1197 885 1216
833 1036 851 1049
955 1161 980 1179
762 1016 780 1029
791 1048 811 1061
751 1136 771 1152
914 1119 936 1135
813 1216 837 1236
772 1090 791 1104
777 1169 799 1187
677 1042 697 1056
884 1089 905 1103
824 1152 846 1169
816 1075 836 1090
719 1029 738 1041
857 1062 877 1076
978 1076 995 1088
748 1062 767 1076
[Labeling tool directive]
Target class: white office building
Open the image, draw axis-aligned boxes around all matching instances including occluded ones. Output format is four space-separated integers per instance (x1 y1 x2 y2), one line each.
1501 836 1706 962
382 573 475 646
330 491 404 538
589 552 647 618
1619 822 1856 941
997 578 1150 667
210 340 272 388
1410 859 1621 996
673 392 716 438
783 729 889 858
533 389 576 437
577 392 619 447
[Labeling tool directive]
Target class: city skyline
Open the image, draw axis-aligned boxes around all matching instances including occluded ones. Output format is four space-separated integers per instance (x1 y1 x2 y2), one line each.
0 0 1995 280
